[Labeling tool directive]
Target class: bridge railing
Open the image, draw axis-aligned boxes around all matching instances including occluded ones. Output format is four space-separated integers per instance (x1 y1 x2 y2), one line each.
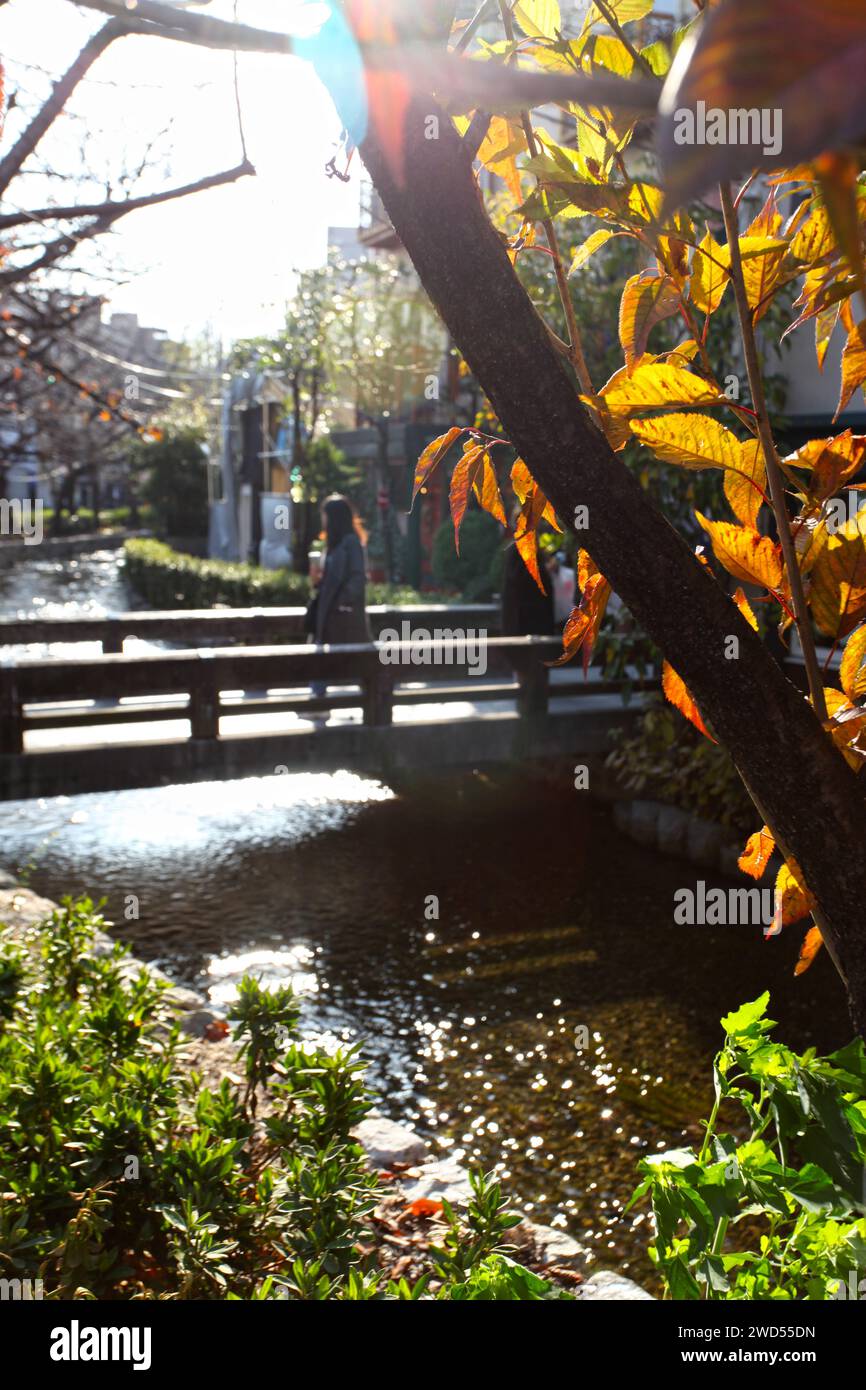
0 604 500 652
2 636 615 754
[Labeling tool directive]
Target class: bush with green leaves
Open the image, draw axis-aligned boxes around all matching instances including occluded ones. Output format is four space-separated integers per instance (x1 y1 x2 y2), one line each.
630 994 866 1300
0 897 567 1300
123 538 424 611
607 693 756 834
432 509 503 600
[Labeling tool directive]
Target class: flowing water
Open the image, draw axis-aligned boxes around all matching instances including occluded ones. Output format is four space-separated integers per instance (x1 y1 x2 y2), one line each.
0 551 852 1284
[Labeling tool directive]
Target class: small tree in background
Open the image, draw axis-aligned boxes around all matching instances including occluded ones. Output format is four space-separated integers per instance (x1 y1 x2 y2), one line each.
132 428 208 542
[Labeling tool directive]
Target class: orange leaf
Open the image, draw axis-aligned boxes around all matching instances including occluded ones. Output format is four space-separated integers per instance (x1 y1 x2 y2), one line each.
449 444 485 552
475 451 507 527
411 427 463 508
406 1198 443 1219
738 826 775 879
662 661 715 741
794 925 824 976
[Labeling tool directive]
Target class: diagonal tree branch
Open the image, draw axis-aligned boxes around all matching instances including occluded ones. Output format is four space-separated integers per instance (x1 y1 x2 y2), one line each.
0 159 255 231
348 83 866 1032
0 18 132 195
0 162 253 287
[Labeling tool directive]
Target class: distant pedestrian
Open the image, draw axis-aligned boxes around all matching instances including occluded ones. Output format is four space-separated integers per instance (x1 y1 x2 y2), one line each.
308 495 371 704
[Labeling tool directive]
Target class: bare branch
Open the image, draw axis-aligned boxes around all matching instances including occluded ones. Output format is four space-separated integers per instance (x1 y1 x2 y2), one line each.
0 19 132 195
0 159 255 231
69 0 295 54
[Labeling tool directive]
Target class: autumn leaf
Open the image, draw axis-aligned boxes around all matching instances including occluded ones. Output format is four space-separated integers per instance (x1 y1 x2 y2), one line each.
786 430 866 501
600 362 725 411
775 859 816 930
475 451 507 527
662 660 715 741
837 318 866 418
690 228 729 316
739 826 775 880
840 624 866 701
405 1197 444 1218
618 271 681 372
450 444 485 552
809 509 866 638
724 441 766 528
794 924 824 976
732 587 759 631
410 427 463 508
569 227 621 276
695 513 784 591
630 412 745 472
550 560 612 669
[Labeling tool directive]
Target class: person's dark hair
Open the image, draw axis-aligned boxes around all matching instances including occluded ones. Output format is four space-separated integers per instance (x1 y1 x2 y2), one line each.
322 494 355 552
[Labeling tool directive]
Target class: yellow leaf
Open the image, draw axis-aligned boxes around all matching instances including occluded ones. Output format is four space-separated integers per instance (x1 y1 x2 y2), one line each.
662 661 715 741
476 116 526 205
695 513 784 591
513 0 560 38
601 362 725 413
411 428 463 507
619 271 681 372
724 440 766 528
837 317 866 417
569 227 618 275
815 304 840 371
630 412 744 471
809 509 866 638
840 623 866 701
739 826 775 879
733 587 759 631
585 0 653 28
690 228 729 316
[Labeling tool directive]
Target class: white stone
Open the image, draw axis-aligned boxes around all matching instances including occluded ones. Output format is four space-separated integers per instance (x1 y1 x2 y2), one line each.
400 1156 472 1207
579 1270 654 1300
353 1114 427 1168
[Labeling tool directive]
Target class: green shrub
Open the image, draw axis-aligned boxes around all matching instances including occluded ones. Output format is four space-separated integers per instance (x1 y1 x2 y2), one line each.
131 428 209 539
123 538 427 610
432 509 504 600
39 505 152 535
0 897 561 1300
630 994 866 1300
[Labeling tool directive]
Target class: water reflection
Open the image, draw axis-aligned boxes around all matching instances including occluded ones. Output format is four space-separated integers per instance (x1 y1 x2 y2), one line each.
0 766 850 1283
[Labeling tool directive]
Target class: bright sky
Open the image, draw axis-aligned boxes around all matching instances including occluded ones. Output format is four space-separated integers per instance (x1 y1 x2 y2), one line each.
2 0 361 344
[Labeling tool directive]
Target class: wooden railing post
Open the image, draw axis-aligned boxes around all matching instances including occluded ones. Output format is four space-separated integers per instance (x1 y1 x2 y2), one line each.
363 662 394 727
189 657 220 739
516 661 549 718
0 665 24 755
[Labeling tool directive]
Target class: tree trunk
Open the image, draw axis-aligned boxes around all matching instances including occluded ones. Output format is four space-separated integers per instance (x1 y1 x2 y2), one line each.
354 87 866 1034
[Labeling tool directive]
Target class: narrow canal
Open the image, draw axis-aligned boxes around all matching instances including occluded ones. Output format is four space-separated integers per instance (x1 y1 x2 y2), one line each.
0 550 852 1284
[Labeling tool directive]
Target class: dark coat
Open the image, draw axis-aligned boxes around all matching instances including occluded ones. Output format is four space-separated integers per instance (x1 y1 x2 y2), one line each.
315 532 372 645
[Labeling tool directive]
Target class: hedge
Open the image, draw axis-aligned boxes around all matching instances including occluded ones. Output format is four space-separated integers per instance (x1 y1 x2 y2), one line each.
123 539 426 609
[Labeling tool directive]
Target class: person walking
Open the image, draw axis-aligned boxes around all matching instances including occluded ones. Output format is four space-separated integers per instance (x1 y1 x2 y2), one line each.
308 495 371 706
